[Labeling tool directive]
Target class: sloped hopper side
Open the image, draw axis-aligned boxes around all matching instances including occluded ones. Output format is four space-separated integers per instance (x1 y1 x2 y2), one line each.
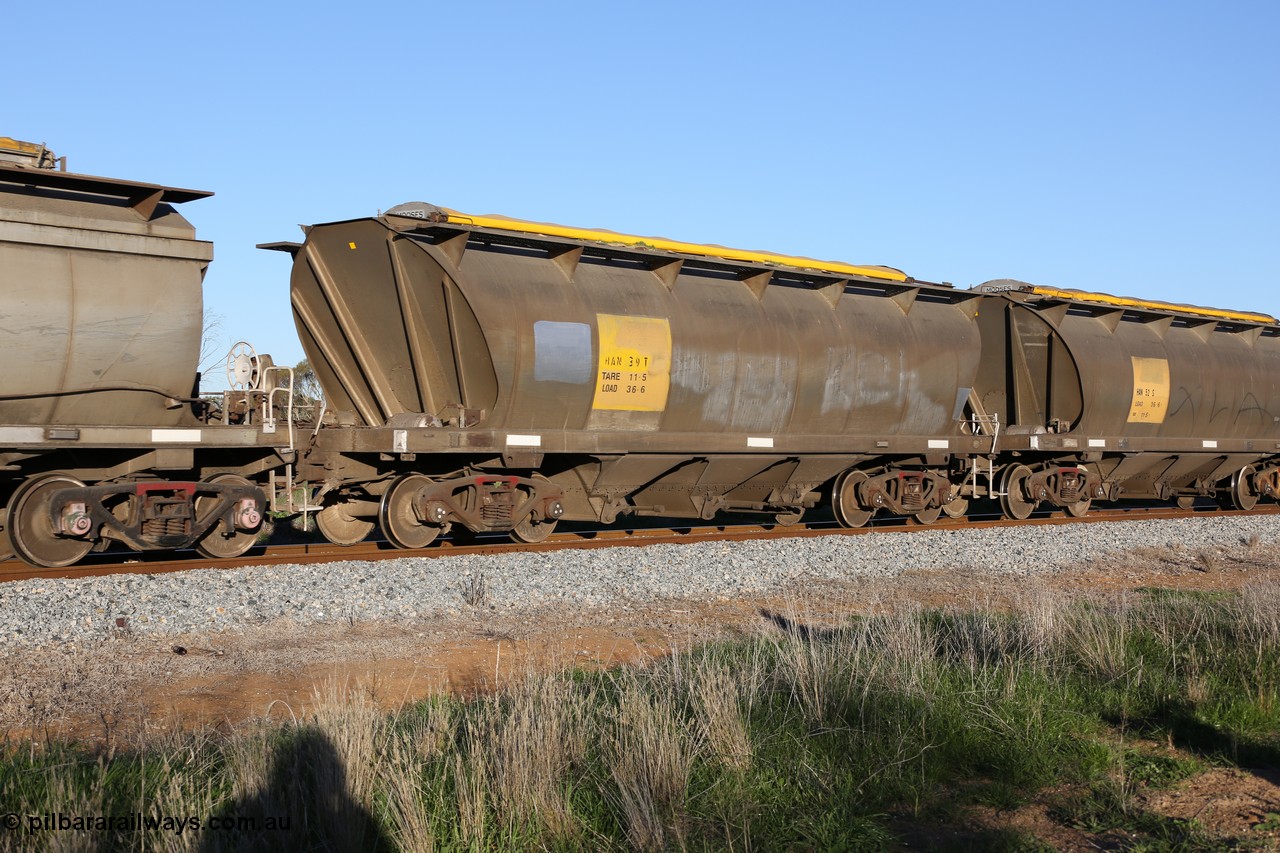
290 218 497 427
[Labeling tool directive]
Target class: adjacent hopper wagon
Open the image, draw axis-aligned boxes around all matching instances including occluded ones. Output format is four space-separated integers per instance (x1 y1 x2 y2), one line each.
961 281 1280 518
0 140 278 567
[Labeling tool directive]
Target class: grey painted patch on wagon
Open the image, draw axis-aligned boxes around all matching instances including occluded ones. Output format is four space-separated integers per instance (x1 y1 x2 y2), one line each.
534 320 592 383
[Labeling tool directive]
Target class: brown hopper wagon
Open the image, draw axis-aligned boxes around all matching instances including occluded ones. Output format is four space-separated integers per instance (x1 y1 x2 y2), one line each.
275 205 1280 548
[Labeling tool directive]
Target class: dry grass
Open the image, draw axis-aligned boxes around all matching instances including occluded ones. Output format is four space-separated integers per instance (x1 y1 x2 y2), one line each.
452 741 488 849
1065 597 1136 684
690 656 754 771
1237 581 1280 649
311 679 384 800
605 666 694 851
459 571 488 608
477 673 591 841
0 645 140 756
1195 549 1220 573
765 598 882 723
381 737 438 853
6 578 1280 850
148 735 223 853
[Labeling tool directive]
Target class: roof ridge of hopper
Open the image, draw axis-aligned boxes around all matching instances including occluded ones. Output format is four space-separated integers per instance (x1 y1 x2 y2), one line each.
1031 285 1276 326
977 279 1276 326
382 202 909 283
0 161 212 220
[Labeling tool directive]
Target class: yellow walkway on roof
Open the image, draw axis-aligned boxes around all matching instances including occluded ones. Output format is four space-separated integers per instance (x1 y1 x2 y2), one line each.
438 208 909 283
0 137 44 155
1031 286 1276 325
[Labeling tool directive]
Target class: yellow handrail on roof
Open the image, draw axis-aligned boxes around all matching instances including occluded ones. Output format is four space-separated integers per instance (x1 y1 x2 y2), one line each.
1030 286 1275 325
437 208 909 283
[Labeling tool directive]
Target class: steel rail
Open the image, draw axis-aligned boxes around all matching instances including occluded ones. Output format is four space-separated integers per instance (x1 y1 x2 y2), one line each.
2 503 1276 584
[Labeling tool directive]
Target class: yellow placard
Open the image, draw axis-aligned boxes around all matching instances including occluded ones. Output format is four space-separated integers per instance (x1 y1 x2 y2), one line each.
1127 357 1170 423
592 314 671 411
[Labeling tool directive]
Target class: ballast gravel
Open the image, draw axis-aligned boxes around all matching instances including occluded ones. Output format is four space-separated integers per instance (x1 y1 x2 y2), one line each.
2 515 1278 648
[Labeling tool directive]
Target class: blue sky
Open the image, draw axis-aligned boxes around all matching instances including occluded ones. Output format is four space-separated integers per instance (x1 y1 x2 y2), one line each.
11 1 1278 386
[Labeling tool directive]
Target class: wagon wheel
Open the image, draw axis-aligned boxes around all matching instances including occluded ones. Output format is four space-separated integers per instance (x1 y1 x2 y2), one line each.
941 496 970 519
999 464 1037 521
832 470 873 528
509 474 560 543
8 474 94 568
1225 465 1259 511
909 506 942 525
196 474 262 559
1064 461 1095 514
774 508 805 527
316 501 375 546
1065 497 1092 518
511 515 558 543
379 474 441 549
0 487 13 560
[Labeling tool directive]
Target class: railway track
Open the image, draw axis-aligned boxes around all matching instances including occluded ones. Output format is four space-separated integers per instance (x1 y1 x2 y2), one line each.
3 502 1276 584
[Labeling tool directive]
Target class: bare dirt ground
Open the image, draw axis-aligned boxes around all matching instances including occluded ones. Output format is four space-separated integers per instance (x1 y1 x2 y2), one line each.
5 542 1280 849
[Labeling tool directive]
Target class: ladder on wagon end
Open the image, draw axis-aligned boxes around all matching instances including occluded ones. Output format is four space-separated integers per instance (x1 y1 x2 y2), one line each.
958 389 1001 499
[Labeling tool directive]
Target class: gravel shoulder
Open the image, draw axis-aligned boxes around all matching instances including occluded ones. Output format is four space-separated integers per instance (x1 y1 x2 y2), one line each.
4 514 1277 647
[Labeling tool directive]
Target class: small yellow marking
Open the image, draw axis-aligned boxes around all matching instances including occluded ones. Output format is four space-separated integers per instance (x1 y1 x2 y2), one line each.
592 315 671 411
348 242 357 249
1127 357 1170 424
